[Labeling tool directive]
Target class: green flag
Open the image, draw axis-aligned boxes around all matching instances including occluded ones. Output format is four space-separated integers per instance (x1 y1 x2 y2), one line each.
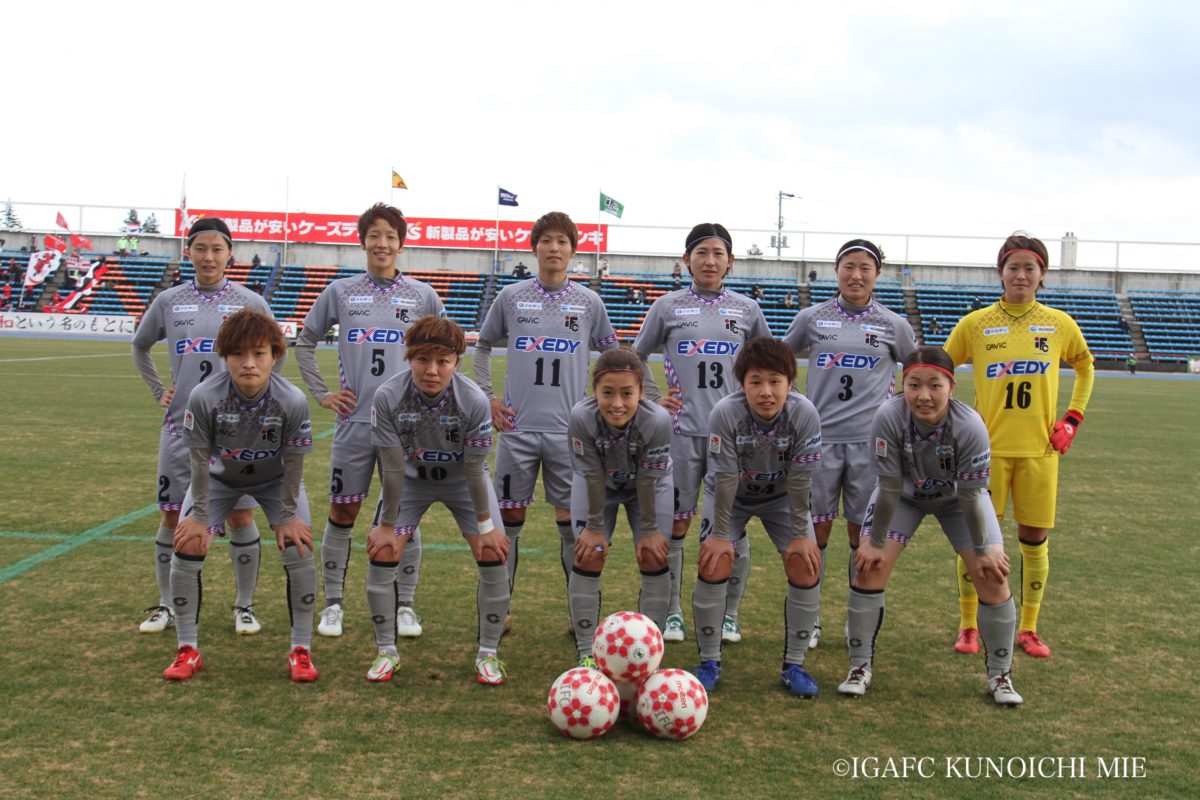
599 193 624 218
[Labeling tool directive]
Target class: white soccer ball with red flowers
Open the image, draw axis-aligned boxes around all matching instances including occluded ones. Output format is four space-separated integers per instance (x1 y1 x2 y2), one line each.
547 667 620 740
591 611 664 685
636 668 709 740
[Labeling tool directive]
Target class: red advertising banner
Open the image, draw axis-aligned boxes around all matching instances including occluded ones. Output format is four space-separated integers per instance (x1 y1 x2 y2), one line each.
175 209 608 253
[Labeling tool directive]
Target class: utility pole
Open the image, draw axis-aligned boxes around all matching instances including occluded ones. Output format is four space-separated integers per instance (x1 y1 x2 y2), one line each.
773 191 795 259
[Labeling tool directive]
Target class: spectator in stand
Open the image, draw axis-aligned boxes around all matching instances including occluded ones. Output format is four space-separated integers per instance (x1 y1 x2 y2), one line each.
783 291 795 309
1126 353 1137 375
118 237 130 257
599 260 610 279
130 236 140 254
752 284 765 302
1117 316 1130 334
930 316 944 336
170 268 183 287
252 253 262 269
512 261 531 279
970 296 984 311
2 283 11 307
808 268 817 284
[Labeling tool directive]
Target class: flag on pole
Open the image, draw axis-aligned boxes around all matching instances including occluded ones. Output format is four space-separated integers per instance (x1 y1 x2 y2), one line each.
498 187 518 207
51 260 109 311
24 251 61 287
600 193 624 218
71 233 93 250
56 212 70 229
392 170 408 189
43 234 68 253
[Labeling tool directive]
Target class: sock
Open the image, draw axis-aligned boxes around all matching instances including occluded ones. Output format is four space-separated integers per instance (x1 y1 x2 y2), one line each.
957 554 979 629
556 521 575 587
692 576 728 662
503 523 523 595
170 552 205 648
281 542 317 649
476 560 509 650
813 543 827 633
978 597 1017 679
154 525 174 607
637 566 671 632
569 566 602 657
321 519 354 607
667 535 686 617
784 580 821 665
228 521 261 609
846 587 885 668
847 544 858 586
366 560 400 650
1018 538 1049 632
724 536 751 622
396 527 422 605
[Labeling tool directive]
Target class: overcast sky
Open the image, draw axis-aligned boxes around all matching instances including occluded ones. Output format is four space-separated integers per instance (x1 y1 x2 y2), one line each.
4 1 1199 267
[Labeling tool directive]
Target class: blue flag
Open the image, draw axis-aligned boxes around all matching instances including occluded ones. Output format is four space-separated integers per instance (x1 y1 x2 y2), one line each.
498 188 518 207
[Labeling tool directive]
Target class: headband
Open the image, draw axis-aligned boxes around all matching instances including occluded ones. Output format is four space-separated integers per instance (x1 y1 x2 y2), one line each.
903 363 956 381
999 248 1046 268
685 233 733 253
836 244 881 266
407 338 461 353
593 366 643 385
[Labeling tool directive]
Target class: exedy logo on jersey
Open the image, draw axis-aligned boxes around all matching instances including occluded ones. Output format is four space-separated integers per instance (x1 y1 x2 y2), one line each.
217 445 280 461
815 353 881 369
512 336 581 353
347 328 404 344
985 360 1050 378
409 448 465 462
175 338 216 355
678 340 741 356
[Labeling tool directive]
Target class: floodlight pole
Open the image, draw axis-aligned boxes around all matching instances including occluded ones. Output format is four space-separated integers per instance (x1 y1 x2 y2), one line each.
776 191 795 259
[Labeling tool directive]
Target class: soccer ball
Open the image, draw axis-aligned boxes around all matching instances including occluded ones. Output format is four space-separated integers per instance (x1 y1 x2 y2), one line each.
591 611 664 685
547 667 620 740
636 668 709 740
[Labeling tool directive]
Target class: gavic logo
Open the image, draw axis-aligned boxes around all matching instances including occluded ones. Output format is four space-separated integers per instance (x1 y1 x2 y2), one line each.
347 328 404 344
677 340 741 356
217 446 280 461
411 449 465 462
985 360 1051 378
815 353 881 369
175 338 216 355
512 336 581 353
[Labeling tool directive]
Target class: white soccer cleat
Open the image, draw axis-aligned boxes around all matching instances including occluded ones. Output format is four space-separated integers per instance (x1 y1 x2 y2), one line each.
234 606 261 635
838 664 872 696
475 653 507 686
989 671 1024 706
366 652 400 683
809 618 821 650
317 604 344 638
396 606 423 638
721 615 742 643
663 614 686 642
139 605 175 634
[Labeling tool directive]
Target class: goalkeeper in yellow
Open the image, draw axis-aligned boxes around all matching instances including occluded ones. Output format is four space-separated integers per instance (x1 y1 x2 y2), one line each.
943 232 1094 659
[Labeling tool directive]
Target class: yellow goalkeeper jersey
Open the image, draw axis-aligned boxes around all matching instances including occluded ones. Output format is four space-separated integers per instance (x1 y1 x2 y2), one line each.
944 299 1094 457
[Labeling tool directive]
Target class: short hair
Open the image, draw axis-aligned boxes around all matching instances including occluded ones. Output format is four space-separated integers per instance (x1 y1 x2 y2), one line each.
901 346 956 381
733 337 796 385
684 223 733 256
404 315 466 361
357 203 407 245
997 232 1048 271
216 308 286 359
187 217 234 247
835 239 884 271
530 211 578 253
592 346 644 390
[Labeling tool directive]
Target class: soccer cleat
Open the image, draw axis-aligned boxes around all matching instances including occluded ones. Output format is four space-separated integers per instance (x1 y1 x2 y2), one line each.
721 615 743 643
838 664 872 696
366 652 400 683
663 614 686 642
288 646 319 682
577 654 599 670
1017 630 1051 658
317 604 344 638
233 606 261 636
475 653 507 686
396 607 423 638
809 620 821 650
694 659 722 692
780 663 819 697
140 605 175 634
955 627 980 654
163 644 202 681
989 671 1024 705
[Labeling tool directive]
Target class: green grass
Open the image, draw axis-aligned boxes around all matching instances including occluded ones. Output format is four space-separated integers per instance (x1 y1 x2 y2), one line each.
0 338 1197 799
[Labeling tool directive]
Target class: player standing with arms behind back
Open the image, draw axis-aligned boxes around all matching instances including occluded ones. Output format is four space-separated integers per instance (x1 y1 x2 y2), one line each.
943 232 1093 659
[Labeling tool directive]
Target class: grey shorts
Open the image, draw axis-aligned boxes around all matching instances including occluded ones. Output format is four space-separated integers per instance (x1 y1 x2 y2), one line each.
569 470 675 545
697 486 816 553
861 489 1004 553
182 477 311 535
810 441 874 525
329 421 377 504
157 433 256 513
378 466 505 538
670 435 708 521
493 430 572 510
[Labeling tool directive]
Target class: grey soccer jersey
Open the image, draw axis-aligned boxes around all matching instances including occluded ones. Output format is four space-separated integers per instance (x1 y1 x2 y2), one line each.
871 396 992 504
568 397 672 492
181 373 313 491
132 279 273 436
476 278 618 432
705 391 823 502
297 272 445 423
634 286 771 435
371 370 494 483
783 297 917 444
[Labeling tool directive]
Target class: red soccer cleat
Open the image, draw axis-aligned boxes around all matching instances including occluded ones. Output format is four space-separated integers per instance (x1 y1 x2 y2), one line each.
954 628 980 654
1016 630 1051 658
288 646 319 682
163 645 203 681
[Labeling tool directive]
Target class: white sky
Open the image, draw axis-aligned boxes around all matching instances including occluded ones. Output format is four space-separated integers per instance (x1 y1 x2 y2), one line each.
4 0 1200 267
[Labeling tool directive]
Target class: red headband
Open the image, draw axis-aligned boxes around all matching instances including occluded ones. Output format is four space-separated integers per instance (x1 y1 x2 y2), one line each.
1000 248 1046 268
903 363 956 381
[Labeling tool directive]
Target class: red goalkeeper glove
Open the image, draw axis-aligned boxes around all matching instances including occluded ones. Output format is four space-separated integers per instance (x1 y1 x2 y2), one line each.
1049 410 1083 454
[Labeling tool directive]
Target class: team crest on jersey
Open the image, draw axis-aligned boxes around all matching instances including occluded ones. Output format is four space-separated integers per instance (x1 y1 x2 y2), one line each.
875 437 887 458
217 413 240 423
724 318 740 335
817 320 842 328
260 425 279 443
984 326 1009 336
183 410 195 431
1033 336 1049 353
675 307 701 316
172 304 199 313
563 314 580 332
864 332 879 347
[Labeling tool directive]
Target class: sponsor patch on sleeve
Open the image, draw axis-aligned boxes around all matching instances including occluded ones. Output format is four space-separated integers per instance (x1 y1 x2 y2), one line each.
708 434 721 454
370 406 377 427
299 420 312 433
183 410 194 431
970 451 990 467
875 437 887 459
572 437 584 456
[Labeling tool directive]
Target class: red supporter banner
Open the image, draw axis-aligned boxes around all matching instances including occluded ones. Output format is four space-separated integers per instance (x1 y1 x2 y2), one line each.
176 209 608 253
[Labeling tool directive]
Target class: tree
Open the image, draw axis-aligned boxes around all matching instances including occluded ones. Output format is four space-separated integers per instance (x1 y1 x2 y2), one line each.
2 200 21 231
142 213 161 234
122 209 141 234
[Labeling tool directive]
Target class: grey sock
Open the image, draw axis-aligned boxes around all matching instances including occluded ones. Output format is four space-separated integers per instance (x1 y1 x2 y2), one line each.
667 535 686 617
847 544 858 586
846 587 885 667
503 523 523 594
228 522 261 609
569 566 602 657
692 576 728 662
281 543 317 649
725 535 751 621
556 521 575 587
320 520 354 606
154 525 174 607
366 560 399 650
170 553 205 647
813 542 827 631
476 561 510 650
784 580 820 665
638 566 671 632
978 596 1017 678
396 527 422 604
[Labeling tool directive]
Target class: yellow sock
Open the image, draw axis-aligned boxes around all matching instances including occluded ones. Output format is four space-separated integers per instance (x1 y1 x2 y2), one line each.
1019 539 1049 632
956 554 978 629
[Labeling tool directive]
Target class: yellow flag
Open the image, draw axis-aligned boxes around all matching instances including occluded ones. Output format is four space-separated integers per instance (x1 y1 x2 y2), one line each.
391 170 408 189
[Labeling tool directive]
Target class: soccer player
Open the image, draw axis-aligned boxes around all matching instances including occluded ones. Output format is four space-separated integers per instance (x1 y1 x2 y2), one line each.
365 316 510 685
943 232 1094 658
783 239 916 649
473 211 618 629
567 348 674 666
132 217 276 636
633 223 771 644
692 338 823 696
294 203 445 639
163 309 318 682
840 347 1022 705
